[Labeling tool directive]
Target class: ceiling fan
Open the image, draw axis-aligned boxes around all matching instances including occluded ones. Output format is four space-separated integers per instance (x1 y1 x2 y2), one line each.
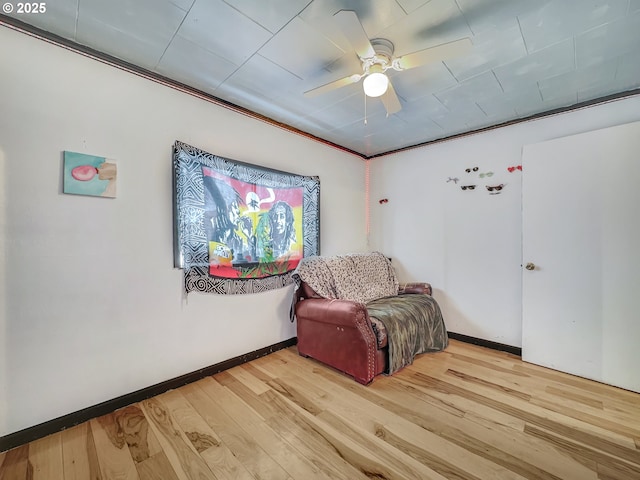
304 10 472 115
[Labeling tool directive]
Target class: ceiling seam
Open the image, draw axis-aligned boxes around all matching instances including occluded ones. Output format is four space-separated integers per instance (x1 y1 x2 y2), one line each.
516 16 529 55
453 0 475 35
492 71 505 93
210 2 315 92
156 1 196 69
74 0 79 40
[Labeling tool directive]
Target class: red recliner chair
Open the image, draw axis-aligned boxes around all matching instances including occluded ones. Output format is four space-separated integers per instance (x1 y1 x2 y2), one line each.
293 252 446 384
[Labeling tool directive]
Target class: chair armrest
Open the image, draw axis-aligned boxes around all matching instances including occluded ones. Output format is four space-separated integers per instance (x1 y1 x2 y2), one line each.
296 298 369 328
295 298 379 384
398 282 432 296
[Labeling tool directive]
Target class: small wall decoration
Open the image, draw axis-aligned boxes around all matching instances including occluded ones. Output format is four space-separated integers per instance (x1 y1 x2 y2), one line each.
449 166 510 196
63 151 117 198
486 184 505 195
173 141 320 295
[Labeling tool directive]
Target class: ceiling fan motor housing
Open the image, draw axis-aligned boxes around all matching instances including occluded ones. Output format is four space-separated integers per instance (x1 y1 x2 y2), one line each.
367 38 394 70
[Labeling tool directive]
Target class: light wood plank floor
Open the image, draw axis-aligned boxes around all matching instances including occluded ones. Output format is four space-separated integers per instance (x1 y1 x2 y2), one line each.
2 339 640 479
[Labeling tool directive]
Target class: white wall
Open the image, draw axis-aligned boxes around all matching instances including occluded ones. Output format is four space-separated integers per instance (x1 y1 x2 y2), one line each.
369 95 640 348
0 27 367 436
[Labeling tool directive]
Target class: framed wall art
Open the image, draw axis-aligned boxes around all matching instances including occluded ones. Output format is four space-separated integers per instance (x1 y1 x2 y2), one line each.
63 151 117 198
173 141 320 294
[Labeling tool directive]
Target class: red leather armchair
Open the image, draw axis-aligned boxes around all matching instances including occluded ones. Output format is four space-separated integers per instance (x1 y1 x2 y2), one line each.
295 281 433 384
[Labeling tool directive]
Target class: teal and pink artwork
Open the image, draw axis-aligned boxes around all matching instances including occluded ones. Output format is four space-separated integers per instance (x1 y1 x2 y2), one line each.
63 151 117 198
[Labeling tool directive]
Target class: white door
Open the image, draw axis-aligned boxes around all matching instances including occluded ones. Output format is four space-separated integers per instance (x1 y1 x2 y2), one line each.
522 121 640 393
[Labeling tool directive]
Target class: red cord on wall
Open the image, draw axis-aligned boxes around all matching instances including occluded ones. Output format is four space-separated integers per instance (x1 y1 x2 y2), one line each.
365 160 370 239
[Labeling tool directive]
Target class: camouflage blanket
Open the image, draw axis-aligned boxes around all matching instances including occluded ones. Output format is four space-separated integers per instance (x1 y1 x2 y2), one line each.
366 294 448 374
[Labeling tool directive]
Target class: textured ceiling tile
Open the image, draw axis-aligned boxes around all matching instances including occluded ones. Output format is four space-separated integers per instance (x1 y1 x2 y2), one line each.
501 87 546 118
395 94 450 122
169 0 196 11
575 12 640 68
493 38 575 93
215 54 303 103
390 62 458 102
574 51 640 101
615 50 640 86
75 18 166 70
538 58 618 102
446 20 527 82
430 110 480 136
540 93 578 112
259 16 345 78
337 116 396 141
518 0 629 53
298 79 366 114
378 0 472 57
4 0 635 155
328 113 411 154
224 0 310 33
299 0 407 40
388 118 445 146
322 51 364 77
74 0 188 69
298 51 364 99
79 0 186 45
475 98 517 120
514 90 576 118
222 89 307 128
177 0 272 66
305 92 374 128
577 80 632 103
456 0 544 34
395 0 431 14
434 71 504 110
157 35 238 92
5 0 78 40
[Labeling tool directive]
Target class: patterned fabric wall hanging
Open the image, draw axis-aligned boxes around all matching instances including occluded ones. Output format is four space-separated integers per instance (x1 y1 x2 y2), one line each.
173 141 320 294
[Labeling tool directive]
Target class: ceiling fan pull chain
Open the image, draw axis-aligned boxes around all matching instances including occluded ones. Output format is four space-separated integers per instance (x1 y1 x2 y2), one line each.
364 93 367 125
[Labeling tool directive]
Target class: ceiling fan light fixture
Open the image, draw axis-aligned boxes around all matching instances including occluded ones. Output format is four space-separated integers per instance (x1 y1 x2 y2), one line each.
363 72 389 97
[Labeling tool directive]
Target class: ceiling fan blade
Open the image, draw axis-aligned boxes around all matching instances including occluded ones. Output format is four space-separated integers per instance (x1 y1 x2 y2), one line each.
395 38 472 70
379 81 402 115
304 74 362 98
333 10 376 59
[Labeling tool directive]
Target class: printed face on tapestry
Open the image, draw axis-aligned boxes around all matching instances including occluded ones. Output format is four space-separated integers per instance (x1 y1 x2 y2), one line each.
202 167 303 277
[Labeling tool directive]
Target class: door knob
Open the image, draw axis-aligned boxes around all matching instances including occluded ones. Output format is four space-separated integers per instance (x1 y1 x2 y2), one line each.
525 262 536 271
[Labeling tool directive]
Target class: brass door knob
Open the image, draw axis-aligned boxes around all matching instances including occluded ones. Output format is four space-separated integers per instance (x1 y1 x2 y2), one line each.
525 262 536 271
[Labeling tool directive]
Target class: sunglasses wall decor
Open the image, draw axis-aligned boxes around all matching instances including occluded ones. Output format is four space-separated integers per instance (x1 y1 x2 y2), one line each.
449 167 508 196
486 184 505 194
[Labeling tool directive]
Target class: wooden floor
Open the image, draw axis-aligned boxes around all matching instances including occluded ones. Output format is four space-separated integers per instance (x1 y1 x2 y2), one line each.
2 340 640 480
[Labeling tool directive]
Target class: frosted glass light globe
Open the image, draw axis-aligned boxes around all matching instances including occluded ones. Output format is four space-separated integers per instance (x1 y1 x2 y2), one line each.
363 72 389 97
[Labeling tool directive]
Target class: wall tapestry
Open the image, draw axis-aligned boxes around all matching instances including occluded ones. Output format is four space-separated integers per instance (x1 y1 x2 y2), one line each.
63 151 117 198
173 141 320 294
